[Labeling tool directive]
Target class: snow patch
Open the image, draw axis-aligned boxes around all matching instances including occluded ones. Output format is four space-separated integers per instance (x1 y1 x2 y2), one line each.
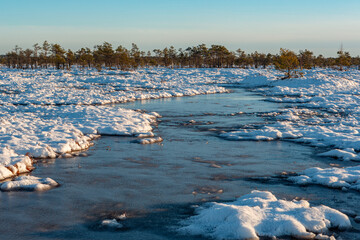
0 176 59 191
180 190 350 240
132 137 163 144
101 219 123 229
288 165 360 191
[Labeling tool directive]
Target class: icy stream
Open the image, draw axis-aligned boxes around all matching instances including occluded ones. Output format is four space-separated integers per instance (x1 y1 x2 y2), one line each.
0 88 359 239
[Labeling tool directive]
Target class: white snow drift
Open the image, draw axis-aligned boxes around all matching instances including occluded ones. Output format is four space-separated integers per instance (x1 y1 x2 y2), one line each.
180 190 351 240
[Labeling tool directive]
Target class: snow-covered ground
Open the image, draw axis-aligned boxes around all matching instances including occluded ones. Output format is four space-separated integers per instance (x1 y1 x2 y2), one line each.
180 190 350 240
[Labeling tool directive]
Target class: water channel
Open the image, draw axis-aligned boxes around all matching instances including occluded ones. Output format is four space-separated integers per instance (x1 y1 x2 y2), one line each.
0 88 359 239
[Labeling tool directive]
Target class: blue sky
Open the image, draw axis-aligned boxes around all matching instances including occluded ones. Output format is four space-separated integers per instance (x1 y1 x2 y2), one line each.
1 0 360 56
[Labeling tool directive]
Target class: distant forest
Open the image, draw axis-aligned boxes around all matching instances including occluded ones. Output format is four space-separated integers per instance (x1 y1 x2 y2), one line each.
0 41 359 73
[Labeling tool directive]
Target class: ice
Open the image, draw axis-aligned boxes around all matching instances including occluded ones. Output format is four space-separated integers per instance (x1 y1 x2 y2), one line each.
180 190 350 240
0 176 59 191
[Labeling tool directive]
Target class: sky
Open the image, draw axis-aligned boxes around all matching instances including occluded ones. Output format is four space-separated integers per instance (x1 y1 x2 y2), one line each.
1 0 360 56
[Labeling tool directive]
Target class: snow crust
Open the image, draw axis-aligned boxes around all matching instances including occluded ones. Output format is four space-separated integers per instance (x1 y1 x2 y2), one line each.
0 176 59 191
180 190 350 240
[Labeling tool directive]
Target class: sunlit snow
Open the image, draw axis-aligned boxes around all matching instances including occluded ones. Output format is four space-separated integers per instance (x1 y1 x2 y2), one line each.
180 190 350 240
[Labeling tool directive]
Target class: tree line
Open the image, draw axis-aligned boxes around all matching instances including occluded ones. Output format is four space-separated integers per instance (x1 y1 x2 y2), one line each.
1 41 359 74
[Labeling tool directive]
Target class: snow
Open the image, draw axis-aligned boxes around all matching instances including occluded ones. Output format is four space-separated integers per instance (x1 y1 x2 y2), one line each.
318 149 360 161
180 190 350 240
288 165 360 191
101 219 123 229
0 176 59 191
131 137 163 144
101 213 126 229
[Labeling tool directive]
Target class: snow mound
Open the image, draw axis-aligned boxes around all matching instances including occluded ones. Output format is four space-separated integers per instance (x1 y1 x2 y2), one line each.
0 176 59 191
288 165 360 191
179 190 350 240
101 219 123 229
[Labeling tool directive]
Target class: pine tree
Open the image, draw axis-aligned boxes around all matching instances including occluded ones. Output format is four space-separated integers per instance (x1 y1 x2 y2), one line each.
33 43 41 68
42 40 51 68
51 44 66 69
65 50 75 70
93 42 115 69
336 49 351 71
298 49 314 69
115 45 131 70
274 48 299 78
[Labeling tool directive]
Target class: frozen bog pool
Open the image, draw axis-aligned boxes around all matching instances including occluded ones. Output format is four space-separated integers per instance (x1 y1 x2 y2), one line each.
1 88 359 239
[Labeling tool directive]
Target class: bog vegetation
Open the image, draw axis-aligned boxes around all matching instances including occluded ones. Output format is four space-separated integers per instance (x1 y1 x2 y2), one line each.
0 41 359 77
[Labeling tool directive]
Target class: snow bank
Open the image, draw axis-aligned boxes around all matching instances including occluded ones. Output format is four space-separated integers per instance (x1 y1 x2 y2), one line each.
288 165 360 191
180 190 350 240
0 176 59 191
